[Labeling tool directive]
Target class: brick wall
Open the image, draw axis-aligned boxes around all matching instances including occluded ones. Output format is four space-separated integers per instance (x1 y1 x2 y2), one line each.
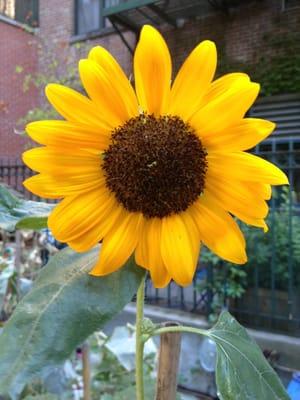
163 0 300 76
0 18 38 160
1 0 299 161
38 0 300 79
38 0 135 75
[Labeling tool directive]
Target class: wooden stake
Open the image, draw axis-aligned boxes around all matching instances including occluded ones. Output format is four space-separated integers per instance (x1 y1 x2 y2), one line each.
155 322 181 400
82 342 91 400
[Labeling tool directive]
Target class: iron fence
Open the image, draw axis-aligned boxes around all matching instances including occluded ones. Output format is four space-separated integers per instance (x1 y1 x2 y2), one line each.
0 158 54 202
0 158 33 197
144 136 300 335
1 137 299 335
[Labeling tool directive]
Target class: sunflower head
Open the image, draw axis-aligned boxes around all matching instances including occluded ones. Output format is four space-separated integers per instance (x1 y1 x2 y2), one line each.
103 113 208 218
23 25 288 288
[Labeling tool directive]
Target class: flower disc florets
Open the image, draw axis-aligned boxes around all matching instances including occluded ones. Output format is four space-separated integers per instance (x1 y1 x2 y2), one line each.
103 114 207 218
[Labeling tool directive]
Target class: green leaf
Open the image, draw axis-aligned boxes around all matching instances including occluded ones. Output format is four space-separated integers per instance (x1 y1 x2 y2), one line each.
208 312 289 400
0 184 54 231
0 185 20 209
16 216 48 230
0 246 145 398
15 65 24 74
23 395 58 400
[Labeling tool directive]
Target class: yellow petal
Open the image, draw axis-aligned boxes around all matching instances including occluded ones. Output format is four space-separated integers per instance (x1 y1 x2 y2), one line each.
203 118 275 151
26 120 110 150
90 211 143 276
190 81 260 137
88 46 138 117
201 73 250 105
79 59 137 127
247 182 272 200
207 151 289 185
48 187 120 245
135 218 171 288
169 40 216 120
134 25 171 115
233 212 269 232
22 147 100 174
181 211 201 267
205 179 270 231
190 195 247 264
45 84 110 128
23 172 104 199
160 214 199 286
68 203 123 252
205 178 269 219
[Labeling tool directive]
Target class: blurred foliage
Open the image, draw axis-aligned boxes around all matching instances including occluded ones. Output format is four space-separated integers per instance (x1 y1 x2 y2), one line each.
16 40 90 127
6 325 158 399
198 251 247 323
0 183 54 232
218 31 300 96
0 229 57 321
90 329 157 399
242 187 300 290
198 187 300 322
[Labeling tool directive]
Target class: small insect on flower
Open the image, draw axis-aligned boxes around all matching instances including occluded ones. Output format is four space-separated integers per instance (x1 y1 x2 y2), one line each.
23 25 288 288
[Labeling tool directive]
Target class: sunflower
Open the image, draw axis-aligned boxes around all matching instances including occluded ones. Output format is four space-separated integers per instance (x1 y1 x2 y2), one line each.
23 25 288 288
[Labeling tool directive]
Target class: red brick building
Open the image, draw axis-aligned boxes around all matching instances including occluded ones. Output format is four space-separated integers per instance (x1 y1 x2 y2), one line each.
0 0 300 161
0 0 300 338
0 14 38 159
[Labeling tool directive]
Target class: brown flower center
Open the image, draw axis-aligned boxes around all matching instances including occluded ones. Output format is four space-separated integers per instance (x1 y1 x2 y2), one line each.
102 114 207 218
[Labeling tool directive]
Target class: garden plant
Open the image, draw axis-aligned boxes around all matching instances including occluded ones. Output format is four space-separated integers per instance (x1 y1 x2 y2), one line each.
0 25 291 399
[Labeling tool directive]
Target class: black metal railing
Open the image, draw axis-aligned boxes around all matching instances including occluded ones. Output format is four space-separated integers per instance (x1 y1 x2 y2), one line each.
0 158 33 197
144 136 300 335
1 137 300 335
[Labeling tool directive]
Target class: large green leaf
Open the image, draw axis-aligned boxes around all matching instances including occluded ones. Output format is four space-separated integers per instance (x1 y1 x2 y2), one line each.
208 312 289 400
0 184 54 231
0 246 145 399
23 395 58 400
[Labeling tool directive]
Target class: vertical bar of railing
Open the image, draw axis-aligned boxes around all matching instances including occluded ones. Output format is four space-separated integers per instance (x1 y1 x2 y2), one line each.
206 263 213 317
167 283 171 307
8 159 12 187
253 145 260 324
270 141 277 329
180 287 185 309
223 261 227 309
99 0 104 29
287 142 294 331
193 274 197 312
0 158 3 180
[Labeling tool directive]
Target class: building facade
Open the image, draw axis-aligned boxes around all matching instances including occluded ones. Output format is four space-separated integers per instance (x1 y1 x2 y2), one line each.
0 0 299 159
0 0 300 334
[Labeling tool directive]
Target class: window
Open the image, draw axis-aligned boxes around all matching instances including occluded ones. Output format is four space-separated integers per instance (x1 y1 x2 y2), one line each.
284 0 300 10
75 0 105 35
0 0 14 19
0 0 39 26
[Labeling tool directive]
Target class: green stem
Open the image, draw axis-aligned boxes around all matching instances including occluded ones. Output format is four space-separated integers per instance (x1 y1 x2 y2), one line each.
145 325 209 342
135 276 146 400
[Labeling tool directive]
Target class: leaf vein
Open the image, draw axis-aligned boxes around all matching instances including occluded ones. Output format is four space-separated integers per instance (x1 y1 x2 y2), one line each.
2 254 97 385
